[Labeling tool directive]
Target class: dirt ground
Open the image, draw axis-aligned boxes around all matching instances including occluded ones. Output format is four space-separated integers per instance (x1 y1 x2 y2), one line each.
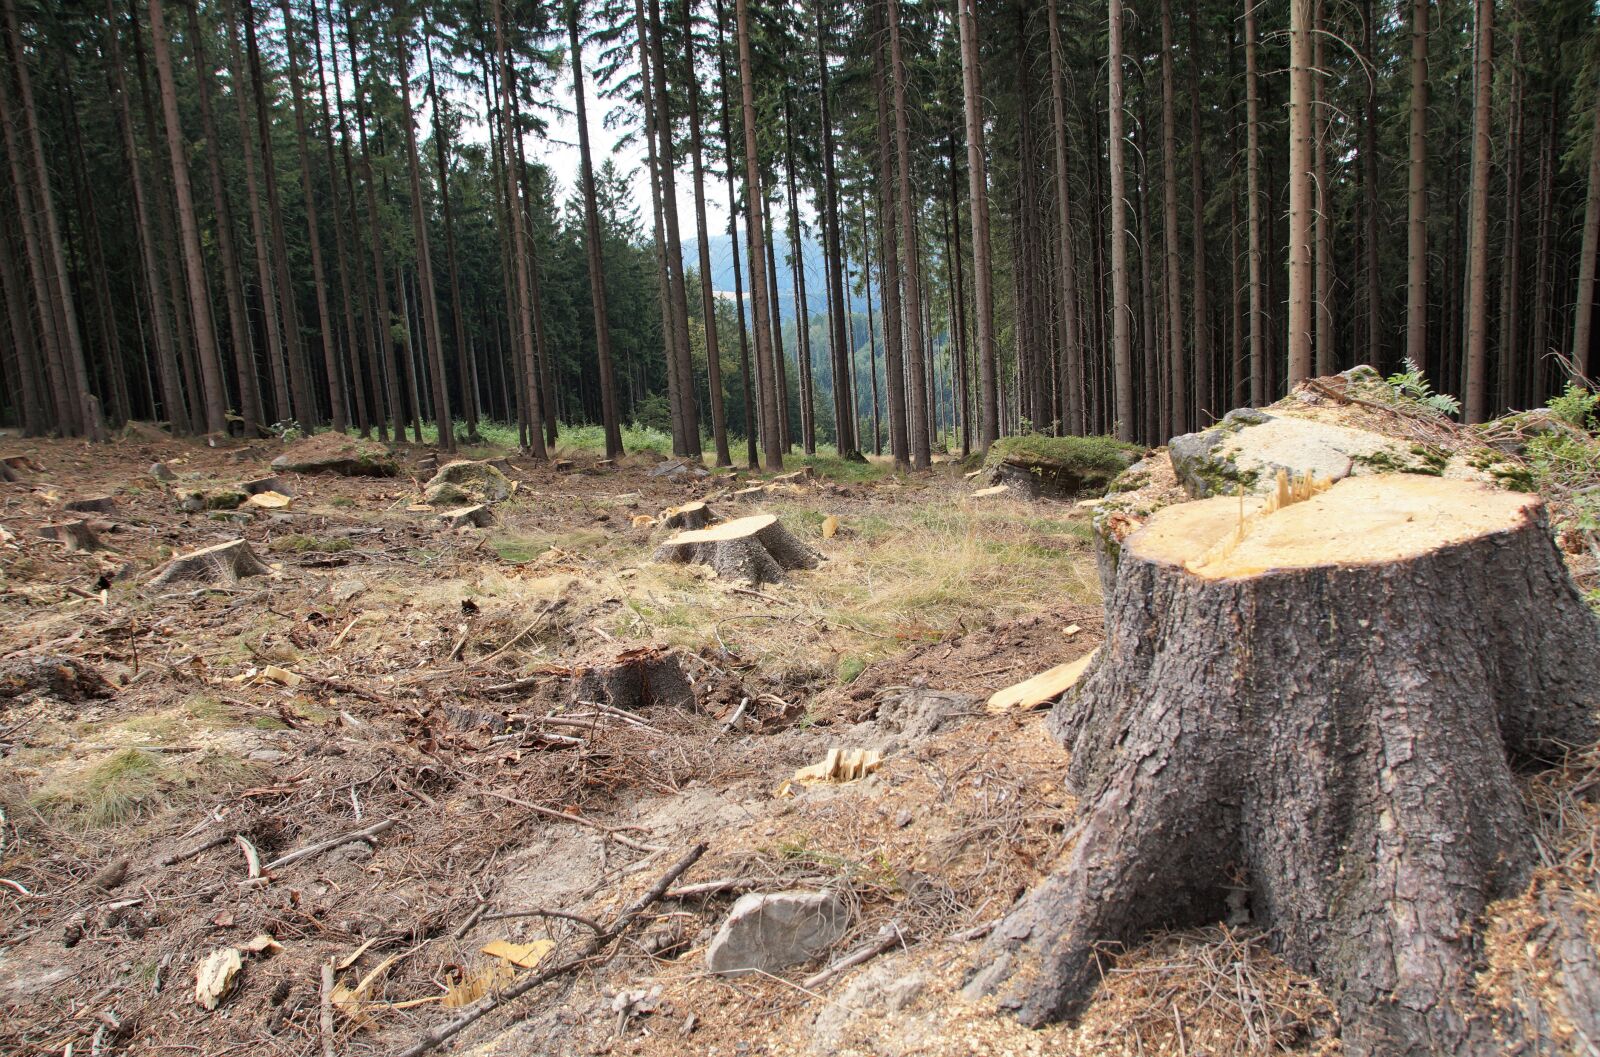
0 426 1588 1057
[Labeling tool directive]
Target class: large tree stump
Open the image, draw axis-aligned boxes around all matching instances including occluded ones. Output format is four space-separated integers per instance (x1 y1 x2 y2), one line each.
968 474 1600 1056
652 514 819 584
148 539 271 587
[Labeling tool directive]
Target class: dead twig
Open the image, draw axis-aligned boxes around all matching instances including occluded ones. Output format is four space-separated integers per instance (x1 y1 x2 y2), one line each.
478 789 663 854
262 819 396 873
390 843 705 1057
320 961 337 1057
802 922 906 990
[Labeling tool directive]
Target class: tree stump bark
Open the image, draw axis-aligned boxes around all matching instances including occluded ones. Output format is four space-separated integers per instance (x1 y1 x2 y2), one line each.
148 539 271 587
37 520 102 552
652 514 820 585
567 645 696 711
658 501 717 532
968 474 1600 1056
63 495 118 514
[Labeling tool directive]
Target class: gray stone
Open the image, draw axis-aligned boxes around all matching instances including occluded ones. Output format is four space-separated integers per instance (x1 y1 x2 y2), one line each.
1167 408 1426 499
149 462 176 482
271 435 399 477
705 889 848 977
647 461 688 479
422 460 511 506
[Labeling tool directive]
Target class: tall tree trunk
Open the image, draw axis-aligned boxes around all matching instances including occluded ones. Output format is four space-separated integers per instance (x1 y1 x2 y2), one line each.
1312 0 1333 375
244 0 313 426
1462 0 1492 422
781 90 817 454
1108 0 1134 440
1496 30 1523 412
570 6 624 458
310 3 368 436
1572 70 1600 379
1245 0 1264 405
815 0 856 458
633 0 684 449
1286 0 1313 386
322 0 377 436
185 0 260 434
395 33 453 449
862 198 882 455
763 199 793 451
956 0 998 449
1047 0 1083 435
1187 0 1212 421
1406 0 1429 372
152 0 232 434
644 0 700 456
3 0 98 438
736 0 782 467
1159 0 1186 435
683 0 731 465
346 6 403 442
279 0 346 433
888 0 929 467
0 203 47 434
103 0 185 432
712 0 758 467
222 0 288 426
0 66 72 433
1361 0 1381 371
872 10 909 469
425 27 475 440
492 0 548 456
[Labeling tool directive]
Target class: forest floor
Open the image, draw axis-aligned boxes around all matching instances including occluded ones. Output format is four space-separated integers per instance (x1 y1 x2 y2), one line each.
0 420 1592 1056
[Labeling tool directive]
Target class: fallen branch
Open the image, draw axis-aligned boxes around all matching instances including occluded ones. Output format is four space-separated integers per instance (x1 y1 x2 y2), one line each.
479 907 606 934
320 962 337 1057
664 877 751 900
390 843 705 1057
262 819 396 873
158 831 236 867
802 923 906 990
478 789 663 854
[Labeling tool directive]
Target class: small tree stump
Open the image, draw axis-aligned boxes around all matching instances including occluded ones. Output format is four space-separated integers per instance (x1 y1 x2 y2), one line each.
658 501 716 532
568 645 695 711
652 514 819 585
968 474 1600 1056
0 655 113 702
240 476 294 498
439 504 494 530
148 539 271 587
37 520 102 552
64 495 118 515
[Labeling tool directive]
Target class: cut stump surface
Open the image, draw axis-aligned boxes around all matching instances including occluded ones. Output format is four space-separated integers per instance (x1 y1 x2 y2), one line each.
652 514 820 585
970 474 1600 1057
148 539 271 588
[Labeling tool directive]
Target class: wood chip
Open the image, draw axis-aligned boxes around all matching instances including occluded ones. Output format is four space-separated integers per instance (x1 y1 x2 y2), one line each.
986 649 1099 714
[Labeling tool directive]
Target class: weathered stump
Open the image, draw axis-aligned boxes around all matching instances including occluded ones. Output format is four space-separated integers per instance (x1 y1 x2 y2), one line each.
148 539 271 587
63 495 118 515
658 501 716 532
568 645 696 711
969 474 1600 1056
439 504 494 530
652 514 819 585
0 656 113 703
38 520 102 552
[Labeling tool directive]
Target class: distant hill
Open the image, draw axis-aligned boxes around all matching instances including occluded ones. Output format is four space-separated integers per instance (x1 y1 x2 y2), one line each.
682 233 833 325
